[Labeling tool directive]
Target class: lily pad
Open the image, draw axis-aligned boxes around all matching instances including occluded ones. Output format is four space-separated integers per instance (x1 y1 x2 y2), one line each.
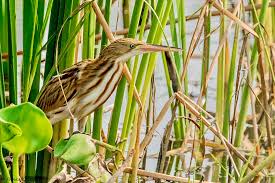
0 118 22 143
1 103 52 154
54 133 96 165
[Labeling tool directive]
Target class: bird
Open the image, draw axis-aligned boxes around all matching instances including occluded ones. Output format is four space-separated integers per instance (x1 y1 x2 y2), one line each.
37 38 181 130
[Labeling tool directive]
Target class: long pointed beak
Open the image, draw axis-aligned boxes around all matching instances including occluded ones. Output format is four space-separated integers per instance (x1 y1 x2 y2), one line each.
139 44 182 53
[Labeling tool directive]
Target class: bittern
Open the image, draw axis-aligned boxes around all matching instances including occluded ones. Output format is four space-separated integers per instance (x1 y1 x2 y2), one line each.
37 38 181 129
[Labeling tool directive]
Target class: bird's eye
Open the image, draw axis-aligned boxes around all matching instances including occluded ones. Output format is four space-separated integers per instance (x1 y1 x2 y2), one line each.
130 44 135 49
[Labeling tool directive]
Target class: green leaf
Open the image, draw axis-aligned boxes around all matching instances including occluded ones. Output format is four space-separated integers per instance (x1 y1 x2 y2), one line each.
0 118 21 143
1 102 52 154
54 133 96 165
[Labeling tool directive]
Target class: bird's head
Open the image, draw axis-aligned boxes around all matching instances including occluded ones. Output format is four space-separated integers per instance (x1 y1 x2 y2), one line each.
99 38 182 63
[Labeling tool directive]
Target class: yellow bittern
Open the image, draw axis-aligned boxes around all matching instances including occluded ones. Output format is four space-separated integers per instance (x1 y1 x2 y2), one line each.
37 38 181 128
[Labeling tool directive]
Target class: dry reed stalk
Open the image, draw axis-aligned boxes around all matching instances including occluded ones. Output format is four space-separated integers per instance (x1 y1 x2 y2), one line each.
166 139 225 157
181 3 207 84
91 2 275 42
231 35 248 144
139 95 175 156
256 40 273 154
197 0 242 104
209 0 258 37
107 149 134 183
67 163 95 180
166 127 193 157
108 164 217 183
130 108 143 182
187 1 275 21
175 92 257 172
249 89 260 167
240 152 275 183
156 102 177 174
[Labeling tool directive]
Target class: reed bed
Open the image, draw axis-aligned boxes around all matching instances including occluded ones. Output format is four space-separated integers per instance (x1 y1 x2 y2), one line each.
0 0 275 182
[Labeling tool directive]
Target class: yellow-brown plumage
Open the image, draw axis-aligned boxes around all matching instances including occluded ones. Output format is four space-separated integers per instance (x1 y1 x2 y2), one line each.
37 38 181 126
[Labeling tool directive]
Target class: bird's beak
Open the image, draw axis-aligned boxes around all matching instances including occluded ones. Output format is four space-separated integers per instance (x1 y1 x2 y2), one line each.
138 44 182 53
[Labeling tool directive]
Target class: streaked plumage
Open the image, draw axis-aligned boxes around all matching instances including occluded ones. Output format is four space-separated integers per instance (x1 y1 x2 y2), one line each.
37 38 181 126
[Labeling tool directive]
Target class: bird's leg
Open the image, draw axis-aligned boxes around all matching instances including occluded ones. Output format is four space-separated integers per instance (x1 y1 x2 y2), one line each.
78 117 88 132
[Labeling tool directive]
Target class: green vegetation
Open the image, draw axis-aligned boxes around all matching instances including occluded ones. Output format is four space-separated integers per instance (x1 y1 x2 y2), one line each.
0 0 275 182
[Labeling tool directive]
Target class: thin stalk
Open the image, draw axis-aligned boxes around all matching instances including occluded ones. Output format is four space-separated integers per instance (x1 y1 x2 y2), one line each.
26 0 45 178
170 2 184 140
110 0 144 158
177 0 187 92
0 145 11 183
171 2 181 71
29 2 44 102
49 0 81 179
121 0 166 154
130 2 173 181
213 1 227 181
105 0 143 157
93 0 112 142
0 44 6 108
240 152 275 183
199 3 210 179
222 11 240 183
12 154 20 183
201 3 211 137
7 0 17 104
234 0 270 154
121 3 149 181
36 1 63 179
22 0 38 102
122 0 130 28
94 0 103 51
82 3 95 136
216 0 226 137
82 5 95 60
0 0 8 52
44 0 64 79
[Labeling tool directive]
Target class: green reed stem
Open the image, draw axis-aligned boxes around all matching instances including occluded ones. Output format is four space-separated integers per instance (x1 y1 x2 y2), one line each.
0 44 6 108
122 0 166 151
122 0 130 28
93 0 112 141
130 2 173 181
22 0 38 102
169 4 181 71
35 0 58 178
108 0 144 158
82 4 95 135
222 14 240 183
44 0 64 79
0 145 11 183
12 154 20 183
175 0 187 145
234 0 269 149
177 0 187 93
234 0 270 174
83 6 95 60
25 0 45 175
213 0 227 182
240 152 275 183
0 1 8 53
7 0 17 104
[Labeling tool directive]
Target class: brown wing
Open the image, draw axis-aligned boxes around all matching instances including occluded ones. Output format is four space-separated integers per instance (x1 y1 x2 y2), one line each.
37 66 80 113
